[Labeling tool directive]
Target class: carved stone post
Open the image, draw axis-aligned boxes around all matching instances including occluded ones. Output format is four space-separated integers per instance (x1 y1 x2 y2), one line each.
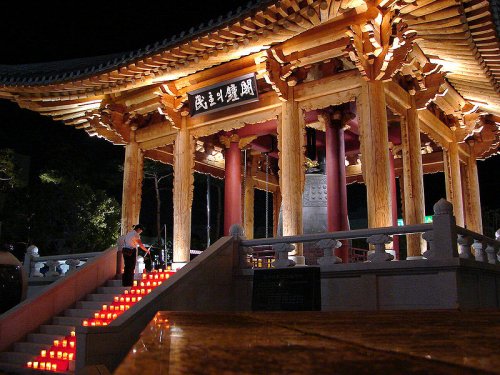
457 235 474 259
443 142 464 227
65 259 81 273
120 126 144 235
427 199 458 258
357 81 392 229
272 243 296 268
400 97 425 258
45 260 61 277
173 114 194 266
472 240 487 263
279 86 305 265
462 141 483 233
316 239 342 266
485 244 498 265
367 234 394 262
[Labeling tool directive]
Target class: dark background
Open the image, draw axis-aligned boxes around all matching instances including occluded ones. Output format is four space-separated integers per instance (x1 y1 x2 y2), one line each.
0 0 498 248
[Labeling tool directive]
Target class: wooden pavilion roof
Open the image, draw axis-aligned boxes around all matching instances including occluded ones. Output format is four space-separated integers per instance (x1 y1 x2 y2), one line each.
0 0 499 165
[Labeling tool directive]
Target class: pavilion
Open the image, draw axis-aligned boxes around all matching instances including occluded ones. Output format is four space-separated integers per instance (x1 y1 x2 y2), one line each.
0 0 499 264
1 1 500 373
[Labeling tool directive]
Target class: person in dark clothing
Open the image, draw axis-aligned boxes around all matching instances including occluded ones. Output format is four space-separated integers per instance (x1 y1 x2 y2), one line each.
121 224 149 287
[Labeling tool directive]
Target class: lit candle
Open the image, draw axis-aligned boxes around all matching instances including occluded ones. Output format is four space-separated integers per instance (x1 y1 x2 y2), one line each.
94 313 99 319
120 297 124 303
91 322 96 326
102 305 108 311
124 290 129 295
54 340 59 347
71 331 76 337
40 362 46 370
159 268 163 272
112 313 118 319
33 362 38 369
147 289 152 294
62 340 67 348
133 280 138 286
142 274 146 279
114 296 119 302
154 274 159 280
57 351 62 359
131 297 136 303
63 352 68 360
69 341 75 349
68 353 74 361
125 297 130 303
27 362 33 368
41 350 47 357
138 297 142 301
52 363 58 371
50 351 55 358
120 306 125 311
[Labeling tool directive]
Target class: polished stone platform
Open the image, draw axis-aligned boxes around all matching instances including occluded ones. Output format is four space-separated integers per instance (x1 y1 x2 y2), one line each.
114 310 500 374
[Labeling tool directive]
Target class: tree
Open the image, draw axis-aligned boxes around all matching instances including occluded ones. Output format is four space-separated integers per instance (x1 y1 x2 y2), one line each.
1 170 120 254
0 149 20 191
143 160 172 244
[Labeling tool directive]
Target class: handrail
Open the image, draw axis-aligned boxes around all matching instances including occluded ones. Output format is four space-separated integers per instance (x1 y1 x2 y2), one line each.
455 226 500 247
32 252 102 262
0 247 119 352
240 223 432 246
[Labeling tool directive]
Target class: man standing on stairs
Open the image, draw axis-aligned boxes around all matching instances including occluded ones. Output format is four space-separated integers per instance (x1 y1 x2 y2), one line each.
122 224 149 287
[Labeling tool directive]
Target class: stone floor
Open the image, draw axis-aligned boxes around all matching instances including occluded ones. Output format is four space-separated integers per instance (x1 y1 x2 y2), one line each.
114 310 500 375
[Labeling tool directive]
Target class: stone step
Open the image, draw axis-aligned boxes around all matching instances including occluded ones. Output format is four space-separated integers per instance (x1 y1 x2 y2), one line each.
14 342 51 356
63 308 98 318
39 325 74 336
96 286 129 294
85 293 118 302
52 316 86 327
0 360 75 374
26 333 64 345
106 279 124 287
75 300 107 310
0 351 35 365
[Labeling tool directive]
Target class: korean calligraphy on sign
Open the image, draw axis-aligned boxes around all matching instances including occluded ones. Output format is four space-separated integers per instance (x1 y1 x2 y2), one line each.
187 73 259 117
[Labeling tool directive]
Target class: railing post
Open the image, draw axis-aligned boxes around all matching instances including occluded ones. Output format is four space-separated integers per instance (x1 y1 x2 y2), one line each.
429 199 458 258
230 224 252 269
272 243 296 268
45 260 61 277
496 229 500 263
316 239 342 266
457 235 474 259
367 234 394 262
472 240 487 263
485 244 498 265
66 258 81 273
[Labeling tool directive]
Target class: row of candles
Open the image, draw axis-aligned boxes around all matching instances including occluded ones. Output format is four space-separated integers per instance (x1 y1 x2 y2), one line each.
26 269 176 372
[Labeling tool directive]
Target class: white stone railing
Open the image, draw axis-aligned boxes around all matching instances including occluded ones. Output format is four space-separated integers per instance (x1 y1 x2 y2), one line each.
237 199 500 268
23 251 102 278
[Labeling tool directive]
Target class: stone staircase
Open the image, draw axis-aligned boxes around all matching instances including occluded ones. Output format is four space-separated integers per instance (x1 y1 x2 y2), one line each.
0 279 128 374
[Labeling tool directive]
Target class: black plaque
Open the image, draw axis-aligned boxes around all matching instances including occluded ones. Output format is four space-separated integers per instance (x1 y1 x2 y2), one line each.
187 73 259 117
252 267 321 311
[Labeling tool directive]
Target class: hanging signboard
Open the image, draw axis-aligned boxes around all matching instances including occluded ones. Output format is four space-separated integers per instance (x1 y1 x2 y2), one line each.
187 73 259 117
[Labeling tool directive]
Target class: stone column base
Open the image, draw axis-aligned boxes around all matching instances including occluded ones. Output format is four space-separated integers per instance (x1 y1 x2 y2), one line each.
171 262 187 271
289 255 306 266
406 256 425 260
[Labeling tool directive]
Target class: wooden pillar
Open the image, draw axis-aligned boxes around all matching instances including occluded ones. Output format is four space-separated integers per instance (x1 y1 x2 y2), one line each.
357 81 392 228
388 149 400 259
272 189 281 237
243 175 255 239
443 140 464 227
222 138 242 235
462 141 483 233
400 99 425 257
173 115 194 264
120 127 144 235
278 86 304 262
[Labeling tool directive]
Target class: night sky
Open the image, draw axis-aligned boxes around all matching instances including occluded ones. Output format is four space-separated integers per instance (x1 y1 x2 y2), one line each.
0 1 499 241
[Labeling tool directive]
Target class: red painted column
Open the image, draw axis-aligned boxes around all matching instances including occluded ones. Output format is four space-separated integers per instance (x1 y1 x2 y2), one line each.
224 141 242 235
326 116 341 233
325 113 349 262
389 149 400 259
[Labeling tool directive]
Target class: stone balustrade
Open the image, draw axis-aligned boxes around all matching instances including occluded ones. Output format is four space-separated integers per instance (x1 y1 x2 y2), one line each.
238 198 500 269
23 250 102 279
